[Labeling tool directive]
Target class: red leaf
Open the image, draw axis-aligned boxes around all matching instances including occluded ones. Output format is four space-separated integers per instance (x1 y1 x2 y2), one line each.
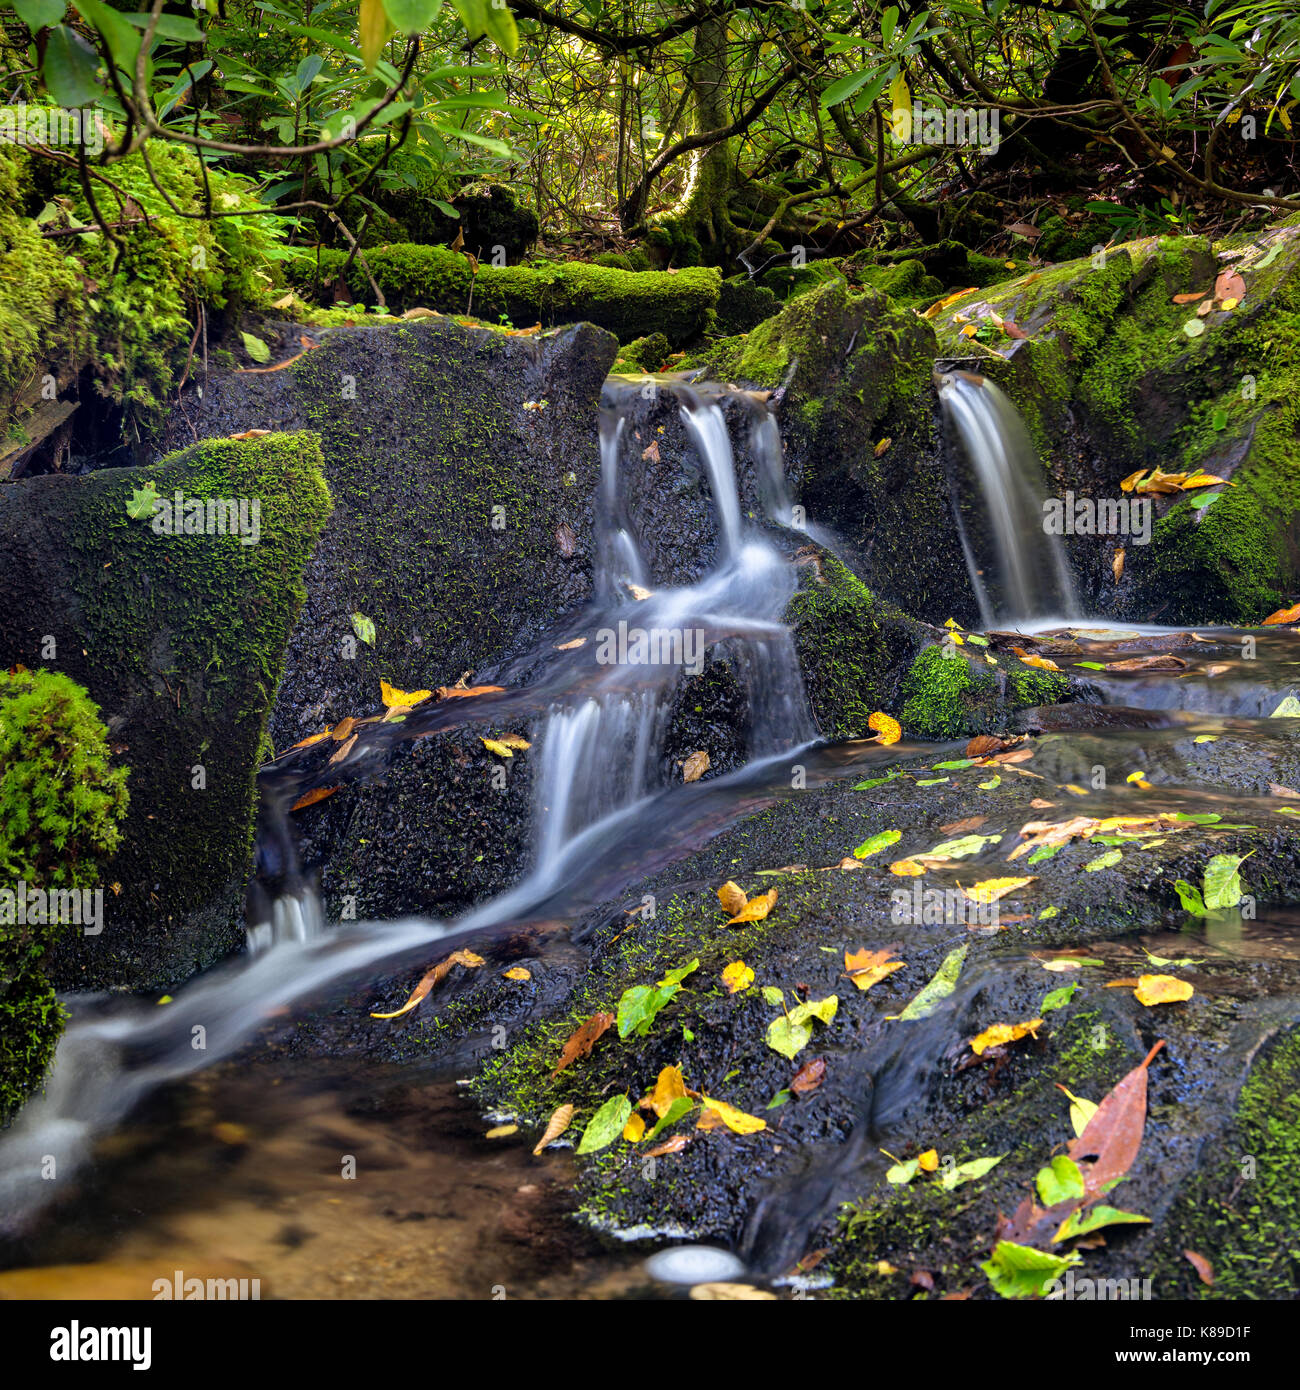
1067 1040 1165 1198
791 1057 826 1095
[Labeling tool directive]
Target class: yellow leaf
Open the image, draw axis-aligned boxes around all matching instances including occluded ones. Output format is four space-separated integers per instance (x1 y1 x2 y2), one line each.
640 1065 689 1118
291 728 331 750
961 876 1035 904
717 880 749 916
623 1113 647 1143
1134 974 1194 1006
1018 654 1061 671
1180 473 1227 489
868 711 902 745
917 1148 939 1172
721 960 755 994
380 679 431 709
844 947 905 991
503 967 531 981
1112 547 1125 584
889 70 911 136
727 887 778 925
532 1104 575 1154
697 1097 767 1135
485 1124 518 1139
495 733 531 750
358 0 394 70
960 324 978 339
969 1018 1044 1055
889 859 925 876
874 437 892 457
1119 469 1148 493
922 287 977 320
369 948 484 1018
481 737 515 758
1219 296 1239 311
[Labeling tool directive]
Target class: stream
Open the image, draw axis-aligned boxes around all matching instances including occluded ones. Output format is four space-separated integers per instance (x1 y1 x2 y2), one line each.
2 370 1298 1298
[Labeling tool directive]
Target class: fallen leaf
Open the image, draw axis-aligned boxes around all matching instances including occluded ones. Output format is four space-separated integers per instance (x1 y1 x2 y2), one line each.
1134 974 1194 1006
380 679 432 709
555 637 587 650
962 876 1035 904
689 1282 776 1300
940 815 988 834
290 786 339 811
917 1149 940 1173
226 428 271 440
291 729 331 750
790 1057 826 1096
967 734 1017 757
1112 548 1125 584
845 947 905 991
645 1134 691 1157
639 1064 690 1119
868 711 902 745
874 437 892 456
328 733 358 764
1172 291 1207 304
1263 602 1300 626
717 880 749 916
727 887 778 925
923 287 978 319
369 949 485 1019
683 750 710 782
435 684 505 699
969 1018 1043 1055
623 1113 646 1143
485 1124 518 1139
1183 1250 1215 1287
1018 653 1060 671
889 858 925 876
721 960 754 994
503 967 531 981
1105 654 1187 672
1119 469 1148 493
641 440 661 463
1067 1040 1165 1198
697 1097 766 1135
532 1104 575 1154
888 945 967 1021
552 1012 615 1075
331 717 356 742
1214 268 1246 303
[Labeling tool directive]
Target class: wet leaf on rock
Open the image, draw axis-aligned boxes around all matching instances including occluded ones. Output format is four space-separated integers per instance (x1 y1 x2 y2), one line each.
682 749 710 782
721 960 754 993
697 1097 766 1134
576 1095 632 1154
532 1104 575 1155
889 945 967 1021
1134 974 1194 1006
845 947 905 992
969 1018 1043 1055
552 1011 615 1075
369 949 485 1019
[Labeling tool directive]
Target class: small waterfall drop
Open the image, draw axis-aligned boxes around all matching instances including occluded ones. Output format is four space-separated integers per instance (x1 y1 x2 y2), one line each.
939 372 1078 623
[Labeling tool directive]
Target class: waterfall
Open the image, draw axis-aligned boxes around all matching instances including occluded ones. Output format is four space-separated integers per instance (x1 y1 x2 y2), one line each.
0 381 819 1231
939 372 1078 624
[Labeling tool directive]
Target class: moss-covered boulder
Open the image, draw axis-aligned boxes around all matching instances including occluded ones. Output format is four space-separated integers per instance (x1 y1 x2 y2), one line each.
697 280 978 625
158 318 618 751
929 225 1300 623
0 433 331 989
291 246 721 348
0 668 128 1120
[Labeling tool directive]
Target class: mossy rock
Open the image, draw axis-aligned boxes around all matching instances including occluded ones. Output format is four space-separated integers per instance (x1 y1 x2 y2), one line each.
292 246 720 347
372 176 539 260
757 258 841 303
612 332 671 375
715 277 780 336
158 318 618 752
0 433 331 989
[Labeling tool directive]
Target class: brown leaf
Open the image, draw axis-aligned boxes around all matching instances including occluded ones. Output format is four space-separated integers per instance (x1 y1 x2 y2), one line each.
327 733 358 764
683 749 710 783
532 1104 575 1155
1183 1250 1215 1287
290 785 339 811
369 949 485 1020
1171 291 1207 304
1105 654 1187 672
966 734 1016 757
1067 1040 1165 1198
717 880 749 916
1002 320 1028 340
791 1057 826 1096
939 815 987 834
552 1011 615 1075
1214 268 1246 303
1112 547 1125 584
331 717 356 742
645 1134 691 1158
873 437 892 456
1006 221 1042 239
555 522 576 558
435 684 505 699
226 429 271 440
642 440 661 463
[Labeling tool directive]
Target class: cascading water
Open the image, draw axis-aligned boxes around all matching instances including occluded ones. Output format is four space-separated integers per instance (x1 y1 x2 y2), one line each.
0 377 818 1234
939 371 1078 624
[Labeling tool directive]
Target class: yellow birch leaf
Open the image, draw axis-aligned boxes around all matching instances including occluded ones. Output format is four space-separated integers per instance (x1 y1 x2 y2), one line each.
845 947 905 991
380 679 431 709
532 1103 575 1155
481 737 515 758
918 1148 939 1172
868 711 902 744
697 1097 767 1135
728 887 778 924
1018 654 1061 671
1120 469 1148 493
721 960 755 994
961 876 1035 904
969 1018 1044 1055
717 880 749 916
623 1113 647 1143
640 1064 689 1118
503 967 531 981
1134 974 1194 1005
889 859 926 876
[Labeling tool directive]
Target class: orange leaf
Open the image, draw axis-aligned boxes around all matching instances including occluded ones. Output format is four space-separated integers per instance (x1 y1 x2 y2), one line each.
727 887 778 925
1263 603 1300 626
290 728 331 750
645 1134 691 1158
917 1148 940 1172
435 684 505 699
683 749 711 782
969 1018 1043 1055
717 880 749 916
639 1064 689 1118
552 1011 615 1075
532 1103 575 1155
290 785 339 811
369 948 484 1019
889 859 925 876
844 947 905 991
868 711 902 745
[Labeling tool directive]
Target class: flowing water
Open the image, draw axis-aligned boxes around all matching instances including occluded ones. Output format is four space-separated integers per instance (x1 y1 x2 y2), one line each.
2 373 1296 1297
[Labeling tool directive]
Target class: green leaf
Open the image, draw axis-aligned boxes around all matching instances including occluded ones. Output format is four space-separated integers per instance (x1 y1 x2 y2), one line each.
978 775 1002 790
42 24 101 105
658 958 699 989
788 994 838 1028
1271 695 1300 717
766 1089 790 1110
1028 843 1061 865
383 0 443 31
766 1015 812 1060
980 1240 1081 1299
891 945 967 1021
1141 947 1205 968
350 612 376 646
71 0 142 74
644 1096 692 1142
1074 661 1106 670
240 331 271 363
616 983 678 1038
16 0 66 30
481 0 519 54
853 828 901 859
924 832 1000 859
1036 1154 1085 1206
1255 241 1285 268
760 986 784 1007
939 1153 1004 1191
125 483 158 520
885 1157 920 1184
966 633 989 646
1038 905 1059 920
1203 852 1247 910
575 1094 631 1154
123 12 205 40
1041 982 1078 1014
1053 1204 1151 1243
931 758 975 770
1085 849 1123 871
820 67 877 110
852 769 900 790
916 777 949 786
1174 878 1207 916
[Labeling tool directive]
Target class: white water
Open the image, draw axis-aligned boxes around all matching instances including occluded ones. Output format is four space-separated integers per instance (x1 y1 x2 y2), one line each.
940 373 1078 623
0 384 817 1233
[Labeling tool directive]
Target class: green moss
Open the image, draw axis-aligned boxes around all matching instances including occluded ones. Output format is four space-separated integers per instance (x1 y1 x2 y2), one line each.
788 556 916 739
1007 661 1068 707
901 643 998 739
0 667 127 1121
293 245 720 346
